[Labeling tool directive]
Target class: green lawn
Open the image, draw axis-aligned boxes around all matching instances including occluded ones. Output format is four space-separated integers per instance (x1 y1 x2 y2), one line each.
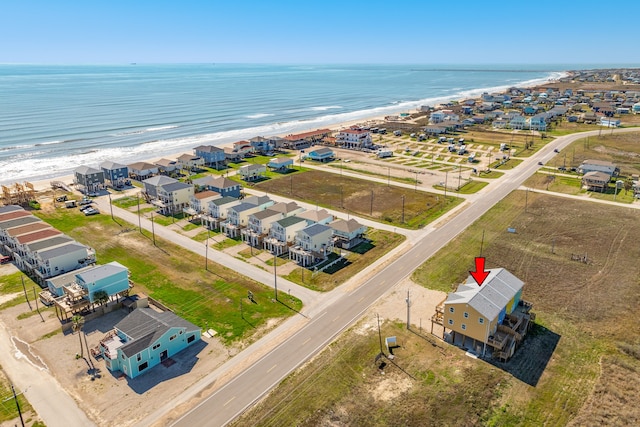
32 208 301 345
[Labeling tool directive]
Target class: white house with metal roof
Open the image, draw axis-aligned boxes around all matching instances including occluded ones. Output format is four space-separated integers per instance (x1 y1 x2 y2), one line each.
289 223 334 266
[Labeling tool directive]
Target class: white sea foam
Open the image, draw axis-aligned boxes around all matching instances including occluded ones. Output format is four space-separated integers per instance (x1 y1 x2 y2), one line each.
310 106 343 111
246 113 275 119
34 140 63 146
146 125 179 132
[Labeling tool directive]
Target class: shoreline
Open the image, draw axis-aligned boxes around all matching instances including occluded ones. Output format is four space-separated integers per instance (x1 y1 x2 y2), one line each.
6 70 567 192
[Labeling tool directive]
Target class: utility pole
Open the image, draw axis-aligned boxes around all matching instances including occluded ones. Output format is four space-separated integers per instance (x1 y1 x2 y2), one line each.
150 211 156 246
370 190 374 216
387 167 390 186
9 383 25 427
137 193 142 233
525 187 529 213
405 290 411 330
21 276 31 311
377 313 384 355
480 229 485 257
457 167 462 191
401 195 405 223
108 192 114 221
273 251 278 301
205 228 210 271
32 288 44 322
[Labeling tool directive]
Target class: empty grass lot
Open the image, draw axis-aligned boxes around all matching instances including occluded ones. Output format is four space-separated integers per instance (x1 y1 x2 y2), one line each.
254 170 462 229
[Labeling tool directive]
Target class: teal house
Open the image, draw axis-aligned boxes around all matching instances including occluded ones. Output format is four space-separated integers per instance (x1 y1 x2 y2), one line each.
100 308 201 378
75 261 130 303
306 147 335 162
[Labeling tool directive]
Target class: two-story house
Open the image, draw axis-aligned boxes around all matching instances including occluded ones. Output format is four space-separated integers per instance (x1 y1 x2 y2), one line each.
223 196 274 238
238 163 267 181
193 176 242 198
435 268 534 361
74 165 105 194
296 209 333 226
289 223 334 266
193 145 226 169
184 190 220 217
176 153 205 171
329 218 367 249
28 242 94 284
99 307 201 379
100 161 129 188
156 181 194 215
242 209 283 247
335 128 372 150
205 196 240 230
263 216 307 256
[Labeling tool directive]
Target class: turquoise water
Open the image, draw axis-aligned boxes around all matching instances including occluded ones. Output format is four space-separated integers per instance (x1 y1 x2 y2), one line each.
0 64 565 183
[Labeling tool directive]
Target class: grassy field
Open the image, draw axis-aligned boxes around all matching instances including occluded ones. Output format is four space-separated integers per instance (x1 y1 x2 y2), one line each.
0 371 39 425
0 271 39 310
253 170 462 229
284 229 405 292
32 206 302 345
235 190 640 425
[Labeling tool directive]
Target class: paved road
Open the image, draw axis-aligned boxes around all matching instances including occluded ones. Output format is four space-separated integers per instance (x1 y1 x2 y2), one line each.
169 128 640 426
0 321 96 427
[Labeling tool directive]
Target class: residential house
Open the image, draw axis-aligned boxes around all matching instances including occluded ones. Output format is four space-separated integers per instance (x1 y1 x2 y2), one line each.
0 216 45 248
335 128 372 150
600 117 621 128
193 175 242 198
13 235 74 271
509 115 527 130
267 157 294 172
128 162 159 181
156 181 194 215
176 154 205 171
429 111 446 123
289 223 334 266
238 163 267 181
142 175 178 199
184 190 220 217
248 136 275 154
223 147 244 163
204 196 240 230
99 307 201 379
74 166 105 193
582 171 611 192
27 242 94 284
633 102 640 114
154 158 179 175
232 141 255 157
306 147 335 162
223 197 274 238
528 115 547 131
263 216 307 256
433 268 534 361
100 161 129 187
43 265 94 300
295 209 333 226
329 218 367 249
193 145 226 169
579 159 618 176
424 124 448 134
270 201 304 218
74 261 130 303
242 209 283 247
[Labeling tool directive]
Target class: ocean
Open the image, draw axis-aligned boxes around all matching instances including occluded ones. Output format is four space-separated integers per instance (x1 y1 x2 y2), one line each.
0 64 567 185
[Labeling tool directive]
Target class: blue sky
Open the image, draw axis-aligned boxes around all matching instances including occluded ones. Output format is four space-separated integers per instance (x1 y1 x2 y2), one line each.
2 0 639 64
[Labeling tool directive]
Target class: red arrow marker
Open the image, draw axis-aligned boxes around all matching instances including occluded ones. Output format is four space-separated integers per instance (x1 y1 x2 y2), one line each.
470 257 490 286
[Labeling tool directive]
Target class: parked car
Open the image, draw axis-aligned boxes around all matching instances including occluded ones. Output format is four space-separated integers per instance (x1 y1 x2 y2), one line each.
79 198 92 205
55 195 67 202
538 161 544 165
87 192 99 197
84 208 99 216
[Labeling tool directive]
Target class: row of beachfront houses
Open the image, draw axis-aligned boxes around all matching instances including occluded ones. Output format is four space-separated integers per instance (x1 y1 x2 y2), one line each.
0 205 133 317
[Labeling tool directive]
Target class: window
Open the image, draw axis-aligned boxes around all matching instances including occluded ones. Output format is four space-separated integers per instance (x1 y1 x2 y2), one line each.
152 344 160 350
448 319 454 325
449 307 454 313
138 362 148 372
136 354 141 362
461 324 467 330
463 312 469 318
479 317 484 324
187 334 196 343
179 330 183 335
169 334 177 341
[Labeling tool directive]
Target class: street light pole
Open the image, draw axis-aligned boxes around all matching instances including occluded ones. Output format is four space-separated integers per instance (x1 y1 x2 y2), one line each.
108 192 114 221
405 289 411 330
150 211 156 246
205 228 210 271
